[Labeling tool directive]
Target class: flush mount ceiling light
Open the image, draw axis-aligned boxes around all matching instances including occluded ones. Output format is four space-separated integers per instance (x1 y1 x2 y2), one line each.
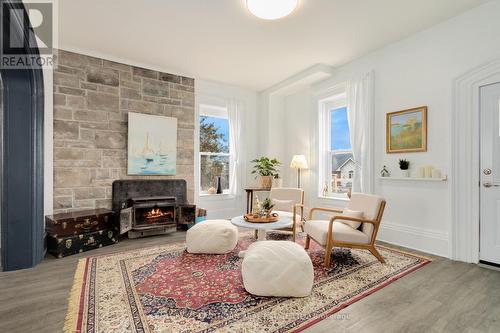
246 0 299 20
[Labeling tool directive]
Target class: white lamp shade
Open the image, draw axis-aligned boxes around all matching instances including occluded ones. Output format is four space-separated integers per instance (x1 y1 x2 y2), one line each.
290 155 308 169
246 0 299 20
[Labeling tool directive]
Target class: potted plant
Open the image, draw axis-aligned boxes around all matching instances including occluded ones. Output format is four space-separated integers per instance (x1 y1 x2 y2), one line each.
272 174 283 188
251 157 281 188
399 159 410 177
260 197 275 218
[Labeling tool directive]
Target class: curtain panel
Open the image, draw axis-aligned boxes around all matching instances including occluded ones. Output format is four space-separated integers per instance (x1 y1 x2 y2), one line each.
228 99 242 196
346 71 375 194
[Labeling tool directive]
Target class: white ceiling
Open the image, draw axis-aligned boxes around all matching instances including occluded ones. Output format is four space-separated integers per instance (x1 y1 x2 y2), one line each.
59 0 486 90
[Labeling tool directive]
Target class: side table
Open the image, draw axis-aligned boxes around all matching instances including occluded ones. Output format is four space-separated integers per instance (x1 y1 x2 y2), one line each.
244 187 272 214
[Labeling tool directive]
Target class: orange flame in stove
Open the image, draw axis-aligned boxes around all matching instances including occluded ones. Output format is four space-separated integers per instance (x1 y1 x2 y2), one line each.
145 208 169 219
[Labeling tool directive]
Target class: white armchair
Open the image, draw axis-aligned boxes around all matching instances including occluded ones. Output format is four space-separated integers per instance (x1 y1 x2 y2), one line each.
269 188 304 242
304 193 386 266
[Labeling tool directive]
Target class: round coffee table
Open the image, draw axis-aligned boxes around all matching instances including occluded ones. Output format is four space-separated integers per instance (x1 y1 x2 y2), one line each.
231 215 292 241
231 215 293 257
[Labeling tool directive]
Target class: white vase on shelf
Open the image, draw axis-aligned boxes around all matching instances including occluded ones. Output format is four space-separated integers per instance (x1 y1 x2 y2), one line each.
400 170 410 177
432 169 442 179
424 166 433 178
416 166 425 178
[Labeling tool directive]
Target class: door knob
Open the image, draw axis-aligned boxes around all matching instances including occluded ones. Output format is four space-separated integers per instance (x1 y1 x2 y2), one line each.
483 168 492 175
483 182 499 188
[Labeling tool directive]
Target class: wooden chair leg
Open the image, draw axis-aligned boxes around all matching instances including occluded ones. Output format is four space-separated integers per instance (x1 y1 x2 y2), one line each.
304 235 310 249
254 230 258 239
324 242 333 267
292 227 296 242
324 247 332 267
369 246 386 264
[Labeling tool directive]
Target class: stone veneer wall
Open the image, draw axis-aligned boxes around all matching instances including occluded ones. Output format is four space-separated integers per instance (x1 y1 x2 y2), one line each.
53 50 195 213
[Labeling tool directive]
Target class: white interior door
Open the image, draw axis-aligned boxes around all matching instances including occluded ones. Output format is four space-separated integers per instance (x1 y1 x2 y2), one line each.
480 82 500 265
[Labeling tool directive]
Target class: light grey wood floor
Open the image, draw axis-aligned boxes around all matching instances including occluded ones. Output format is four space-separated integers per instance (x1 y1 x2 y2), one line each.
0 232 499 333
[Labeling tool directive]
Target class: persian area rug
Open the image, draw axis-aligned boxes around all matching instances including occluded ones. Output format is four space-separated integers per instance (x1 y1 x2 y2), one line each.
64 233 430 333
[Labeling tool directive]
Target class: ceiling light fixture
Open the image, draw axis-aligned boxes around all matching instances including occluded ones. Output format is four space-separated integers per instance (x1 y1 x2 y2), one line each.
246 0 299 20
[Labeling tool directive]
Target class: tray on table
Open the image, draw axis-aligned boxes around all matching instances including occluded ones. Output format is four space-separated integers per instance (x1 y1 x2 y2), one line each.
243 214 279 223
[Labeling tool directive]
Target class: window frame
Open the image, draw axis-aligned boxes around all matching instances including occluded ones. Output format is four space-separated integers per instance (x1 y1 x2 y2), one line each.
198 104 233 196
318 92 353 200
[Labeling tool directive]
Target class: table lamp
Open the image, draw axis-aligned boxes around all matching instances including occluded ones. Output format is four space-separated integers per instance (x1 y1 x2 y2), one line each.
290 155 308 188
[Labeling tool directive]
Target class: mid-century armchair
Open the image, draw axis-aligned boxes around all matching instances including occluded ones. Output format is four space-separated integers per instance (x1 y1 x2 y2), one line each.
304 193 386 266
268 188 305 242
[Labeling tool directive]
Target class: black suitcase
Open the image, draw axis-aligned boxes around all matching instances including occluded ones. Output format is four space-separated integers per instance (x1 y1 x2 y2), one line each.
45 208 115 238
47 229 118 258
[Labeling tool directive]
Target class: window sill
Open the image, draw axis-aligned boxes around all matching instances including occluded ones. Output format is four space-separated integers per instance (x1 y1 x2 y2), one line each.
317 195 350 202
199 193 235 201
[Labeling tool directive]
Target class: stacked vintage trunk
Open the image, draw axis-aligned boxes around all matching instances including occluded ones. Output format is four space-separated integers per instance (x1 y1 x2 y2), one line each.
45 209 117 258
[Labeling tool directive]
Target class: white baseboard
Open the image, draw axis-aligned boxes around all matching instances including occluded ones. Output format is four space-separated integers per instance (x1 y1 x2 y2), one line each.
189 210 450 258
378 221 449 258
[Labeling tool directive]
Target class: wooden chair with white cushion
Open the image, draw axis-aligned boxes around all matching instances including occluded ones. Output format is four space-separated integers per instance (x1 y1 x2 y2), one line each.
268 188 304 242
304 193 386 266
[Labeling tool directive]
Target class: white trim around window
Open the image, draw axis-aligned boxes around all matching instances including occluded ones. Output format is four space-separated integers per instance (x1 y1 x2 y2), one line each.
198 104 233 196
317 90 352 200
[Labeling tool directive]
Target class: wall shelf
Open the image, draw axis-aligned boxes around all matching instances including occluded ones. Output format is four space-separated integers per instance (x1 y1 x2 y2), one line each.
379 176 448 182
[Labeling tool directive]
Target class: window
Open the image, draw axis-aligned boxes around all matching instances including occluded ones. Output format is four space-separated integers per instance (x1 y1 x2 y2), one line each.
199 105 231 194
329 107 355 195
319 94 355 199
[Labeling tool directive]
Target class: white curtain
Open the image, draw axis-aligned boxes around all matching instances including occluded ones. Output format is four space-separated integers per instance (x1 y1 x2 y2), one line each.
346 71 374 193
228 99 242 195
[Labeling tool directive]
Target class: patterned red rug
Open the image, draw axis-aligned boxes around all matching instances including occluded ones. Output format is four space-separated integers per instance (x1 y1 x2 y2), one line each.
64 233 430 333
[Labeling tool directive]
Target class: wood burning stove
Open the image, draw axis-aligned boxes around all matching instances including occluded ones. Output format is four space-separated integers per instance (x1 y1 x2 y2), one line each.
119 196 179 238
130 196 177 228
113 180 195 239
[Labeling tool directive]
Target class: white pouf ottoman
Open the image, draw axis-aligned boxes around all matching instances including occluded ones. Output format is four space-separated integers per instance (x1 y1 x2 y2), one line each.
186 220 238 254
242 241 314 297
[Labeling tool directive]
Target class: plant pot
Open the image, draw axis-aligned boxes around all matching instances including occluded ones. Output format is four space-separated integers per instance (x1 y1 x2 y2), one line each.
400 170 410 177
272 178 283 188
260 176 273 189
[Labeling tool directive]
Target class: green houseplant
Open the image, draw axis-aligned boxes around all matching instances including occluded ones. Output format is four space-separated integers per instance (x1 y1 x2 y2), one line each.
399 159 410 177
251 157 281 188
260 197 275 217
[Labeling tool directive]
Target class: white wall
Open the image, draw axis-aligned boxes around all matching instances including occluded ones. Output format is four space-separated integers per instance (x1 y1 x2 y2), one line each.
261 1 500 258
195 80 259 219
283 89 313 189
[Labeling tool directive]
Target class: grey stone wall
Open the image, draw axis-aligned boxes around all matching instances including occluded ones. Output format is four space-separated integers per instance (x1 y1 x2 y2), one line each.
53 50 195 213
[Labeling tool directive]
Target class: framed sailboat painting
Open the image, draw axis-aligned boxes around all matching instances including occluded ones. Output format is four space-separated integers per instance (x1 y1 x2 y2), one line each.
127 112 177 175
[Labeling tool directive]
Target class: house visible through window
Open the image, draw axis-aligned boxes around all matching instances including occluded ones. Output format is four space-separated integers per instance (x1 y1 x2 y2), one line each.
319 92 356 199
199 105 231 194
329 107 355 196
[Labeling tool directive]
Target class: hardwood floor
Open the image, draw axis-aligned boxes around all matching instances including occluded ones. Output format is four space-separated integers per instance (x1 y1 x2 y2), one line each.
0 232 499 333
